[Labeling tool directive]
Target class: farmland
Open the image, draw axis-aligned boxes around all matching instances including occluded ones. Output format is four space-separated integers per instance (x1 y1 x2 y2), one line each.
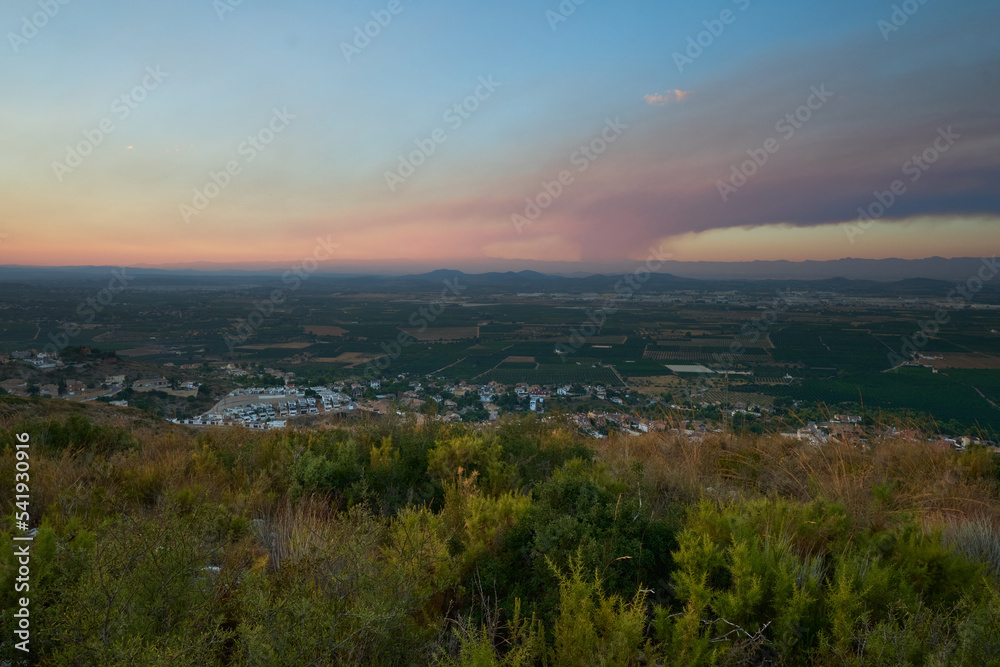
1 270 999 433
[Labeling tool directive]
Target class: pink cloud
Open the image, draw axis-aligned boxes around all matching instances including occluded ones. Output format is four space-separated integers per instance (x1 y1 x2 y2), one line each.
644 89 691 106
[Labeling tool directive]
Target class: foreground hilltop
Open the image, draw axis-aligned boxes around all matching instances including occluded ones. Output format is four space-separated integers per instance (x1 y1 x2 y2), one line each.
1 396 999 665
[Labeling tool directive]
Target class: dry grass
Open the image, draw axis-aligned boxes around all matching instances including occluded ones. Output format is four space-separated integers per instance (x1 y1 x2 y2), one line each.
5 397 999 576
943 514 1000 578
592 430 1000 535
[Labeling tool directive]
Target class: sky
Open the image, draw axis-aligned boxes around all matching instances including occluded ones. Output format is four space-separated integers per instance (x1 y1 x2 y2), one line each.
1 0 998 271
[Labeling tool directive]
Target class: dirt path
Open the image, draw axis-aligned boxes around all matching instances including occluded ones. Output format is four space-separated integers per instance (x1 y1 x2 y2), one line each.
969 384 999 410
431 356 468 376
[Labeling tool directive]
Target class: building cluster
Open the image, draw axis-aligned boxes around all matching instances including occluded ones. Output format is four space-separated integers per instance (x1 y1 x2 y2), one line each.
1 376 107 400
7 350 64 370
133 377 170 391
0 378 30 396
569 411 666 438
176 385 357 429
775 416 995 451
130 377 201 396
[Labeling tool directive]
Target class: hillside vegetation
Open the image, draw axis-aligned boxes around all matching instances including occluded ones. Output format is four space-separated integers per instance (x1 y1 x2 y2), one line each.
2 395 1000 665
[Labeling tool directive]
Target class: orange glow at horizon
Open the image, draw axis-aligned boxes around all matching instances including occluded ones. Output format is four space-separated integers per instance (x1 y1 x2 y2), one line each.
2 210 996 268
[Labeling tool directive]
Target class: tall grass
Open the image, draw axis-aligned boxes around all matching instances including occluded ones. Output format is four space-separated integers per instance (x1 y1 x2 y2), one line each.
593 429 1000 533
3 399 1000 665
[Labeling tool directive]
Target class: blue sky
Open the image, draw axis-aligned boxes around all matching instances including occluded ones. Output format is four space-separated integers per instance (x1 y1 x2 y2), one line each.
2 0 998 268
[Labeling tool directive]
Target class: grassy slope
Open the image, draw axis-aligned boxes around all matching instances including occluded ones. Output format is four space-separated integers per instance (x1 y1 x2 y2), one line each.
1 395 1000 665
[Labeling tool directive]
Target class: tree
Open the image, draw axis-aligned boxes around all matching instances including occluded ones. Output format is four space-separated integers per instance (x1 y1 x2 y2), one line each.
497 391 519 410
463 408 489 422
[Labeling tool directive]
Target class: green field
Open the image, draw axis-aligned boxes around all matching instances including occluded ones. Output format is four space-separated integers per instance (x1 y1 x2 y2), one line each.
2 277 998 434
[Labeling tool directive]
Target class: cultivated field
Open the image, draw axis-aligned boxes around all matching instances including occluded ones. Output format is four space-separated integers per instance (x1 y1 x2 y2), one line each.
398 326 479 341
303 325 348 337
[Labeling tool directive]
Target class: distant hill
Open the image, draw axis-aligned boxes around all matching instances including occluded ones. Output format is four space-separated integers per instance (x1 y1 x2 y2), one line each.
0 257 996 295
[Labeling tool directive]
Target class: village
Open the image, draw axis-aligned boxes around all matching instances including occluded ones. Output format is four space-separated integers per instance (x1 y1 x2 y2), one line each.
3 348 994 452
0 349 200 404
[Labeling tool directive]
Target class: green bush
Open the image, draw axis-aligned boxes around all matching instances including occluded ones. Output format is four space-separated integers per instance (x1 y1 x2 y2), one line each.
4 408 1000 665
656 498 992 665
475 459 678 625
